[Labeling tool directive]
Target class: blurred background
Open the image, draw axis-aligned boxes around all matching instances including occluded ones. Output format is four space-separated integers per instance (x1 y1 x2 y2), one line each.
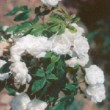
0 0 110 110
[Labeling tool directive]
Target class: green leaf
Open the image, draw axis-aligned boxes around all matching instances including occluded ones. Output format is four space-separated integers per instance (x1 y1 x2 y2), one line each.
47 74 58 80
5 6 28 16
30 24 45 36
6 26 18 33
73 65 80 73
14 22 31 32
31 15 39 24
35 69 45 77
71 15 80 23
45 52 53 58
5 85 16 95
31 78 46 93
14 11 29 21
50 13 65 22
67 25 77 33
46 63 55 73
49 102 65 110
64 83 77 92
51 55 60 63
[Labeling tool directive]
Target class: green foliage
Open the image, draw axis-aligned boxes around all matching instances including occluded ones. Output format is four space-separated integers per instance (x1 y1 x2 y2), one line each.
46 63 55 73
35 69 45 77
64 83 77 93
14 11 30 21
5 6 29 16
32 78 47 93
47 74 58 80
5 84 16 95
1 4 82 110
49 101 66 110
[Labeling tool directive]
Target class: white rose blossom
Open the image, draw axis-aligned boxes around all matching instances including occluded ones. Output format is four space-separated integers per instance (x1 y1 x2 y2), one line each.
11 93 31 110
49 34 71 55
85 65 105 85
27 99 47 110
10 35 50 62
65 23 85 40
9 61 32 85
41 0 61 7
65 54 89 67
86 84 106 103
11 93 47 110
49 23 88 56
73 37 90 56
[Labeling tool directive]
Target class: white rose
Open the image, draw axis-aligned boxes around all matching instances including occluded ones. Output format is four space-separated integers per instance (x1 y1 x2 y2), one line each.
9 61 31 85
0 60 7 68
41 0 61 7
85 65 104 85
0 72 10 81
10 35 50 62
65 54 89 67
11 93 31 110
24 35 50 58
73 37 90 56
49 34 71 55
65 23 85 40
27 99 47 110
78 54 89 67
86 84 106 103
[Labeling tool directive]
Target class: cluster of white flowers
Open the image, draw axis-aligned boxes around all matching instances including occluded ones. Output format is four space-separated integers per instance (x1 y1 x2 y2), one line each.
9 35 51 84
7 21 105 103
11 93 47 110
64 23 90 67
41 0 61 7
85 65 106 103
9 23 90 85
10 35 50 62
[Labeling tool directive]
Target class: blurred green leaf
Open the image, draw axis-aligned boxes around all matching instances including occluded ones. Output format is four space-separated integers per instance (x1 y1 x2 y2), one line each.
47 74 58 80
51 55 60 63
5 6 28 16
46 63 55 73
32 78 46 93
14 11 29 21
14 22 31 32
35 69 45 77
5 85 16 95
67 25 77 33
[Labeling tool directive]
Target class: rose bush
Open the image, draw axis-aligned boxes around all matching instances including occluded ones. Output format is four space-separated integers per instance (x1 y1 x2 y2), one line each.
0 0 106 109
